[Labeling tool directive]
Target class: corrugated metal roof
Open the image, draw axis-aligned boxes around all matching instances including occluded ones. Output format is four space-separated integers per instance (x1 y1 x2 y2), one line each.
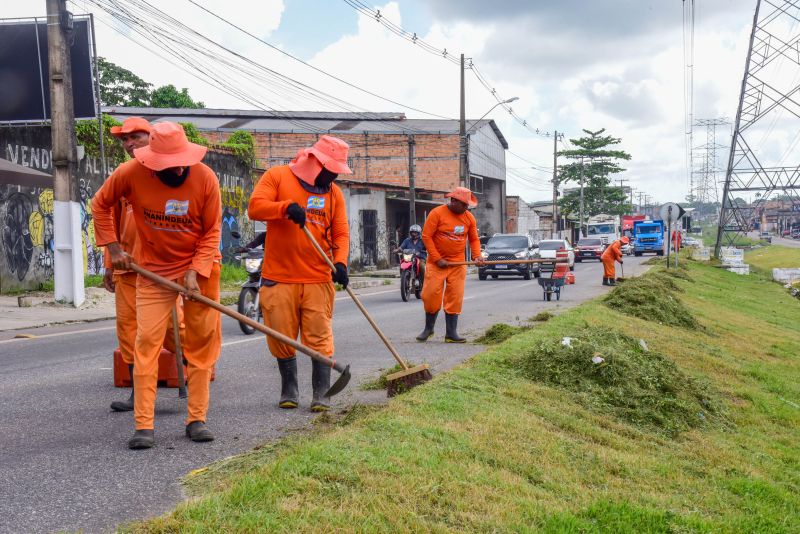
103 106 509 148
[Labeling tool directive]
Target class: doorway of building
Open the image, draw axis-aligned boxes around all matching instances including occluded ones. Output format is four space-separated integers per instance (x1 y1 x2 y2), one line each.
360 209 378 266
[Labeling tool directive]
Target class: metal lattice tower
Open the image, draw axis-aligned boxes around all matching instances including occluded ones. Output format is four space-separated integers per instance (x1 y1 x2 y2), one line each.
715 0 800 255
693 118 730 205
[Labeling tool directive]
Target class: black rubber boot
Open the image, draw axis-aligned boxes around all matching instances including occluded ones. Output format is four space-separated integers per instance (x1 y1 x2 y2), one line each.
602 277 610 286
111 364 135 412
277 357 299 409
416 312 438 342
608 278 616 286
310 360 331 412
444 313 467 343
127 429 154 450
185 421 215 442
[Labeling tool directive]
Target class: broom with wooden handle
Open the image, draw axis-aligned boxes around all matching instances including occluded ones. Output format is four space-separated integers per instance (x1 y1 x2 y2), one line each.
130 263 352 397
301 226 431 396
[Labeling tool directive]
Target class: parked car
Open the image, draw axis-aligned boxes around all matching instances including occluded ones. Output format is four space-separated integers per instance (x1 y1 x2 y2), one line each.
782 229 791 237
479 234 539 280
682 236 701 247
575 237 604 262
536 239 575 271
759 231 772 243
621 241 633 255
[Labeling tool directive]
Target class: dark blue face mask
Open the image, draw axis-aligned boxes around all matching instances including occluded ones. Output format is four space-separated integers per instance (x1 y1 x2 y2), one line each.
156 167 189 188
314 168 338 191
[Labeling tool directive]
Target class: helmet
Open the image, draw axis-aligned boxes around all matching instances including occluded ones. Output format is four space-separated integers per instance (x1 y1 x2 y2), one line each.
620 236 630 244
409 224 422 234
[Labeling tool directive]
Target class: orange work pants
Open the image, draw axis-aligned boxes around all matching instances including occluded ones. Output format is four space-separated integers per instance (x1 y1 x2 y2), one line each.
602 257 616 279
113 272 185 364
132 263 221 430
259 282 335 359
421 263 467 315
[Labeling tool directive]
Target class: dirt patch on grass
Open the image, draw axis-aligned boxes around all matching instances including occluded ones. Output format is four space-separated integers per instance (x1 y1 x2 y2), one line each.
516 326 726 436
604 271 698 329
475 323 531 345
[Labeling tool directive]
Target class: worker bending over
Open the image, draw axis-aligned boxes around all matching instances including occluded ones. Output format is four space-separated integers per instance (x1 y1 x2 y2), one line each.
93 122 222 449
248 135 351 412
102 117 184 413
417 187 484 343
601 236 629 286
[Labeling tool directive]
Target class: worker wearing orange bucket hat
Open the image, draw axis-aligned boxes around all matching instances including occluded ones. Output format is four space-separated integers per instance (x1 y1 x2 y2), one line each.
417 186 484 343
248 135 351 412
601 236 629 286
102 117 186 413
93 122 222 450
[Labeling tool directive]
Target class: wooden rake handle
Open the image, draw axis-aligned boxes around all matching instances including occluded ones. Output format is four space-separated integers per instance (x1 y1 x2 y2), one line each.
301 226 410 371
129 263 349 375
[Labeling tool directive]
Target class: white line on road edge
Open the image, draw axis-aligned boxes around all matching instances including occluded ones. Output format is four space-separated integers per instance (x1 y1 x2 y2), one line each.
335 288 397 301
0 325 117 344
221 337 263 347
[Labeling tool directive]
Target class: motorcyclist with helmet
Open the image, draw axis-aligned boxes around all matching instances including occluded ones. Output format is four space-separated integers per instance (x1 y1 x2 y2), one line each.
397 224 427 278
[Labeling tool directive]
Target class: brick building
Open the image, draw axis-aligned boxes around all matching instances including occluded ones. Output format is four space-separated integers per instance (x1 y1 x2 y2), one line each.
505 196 542 239
106 107 509 268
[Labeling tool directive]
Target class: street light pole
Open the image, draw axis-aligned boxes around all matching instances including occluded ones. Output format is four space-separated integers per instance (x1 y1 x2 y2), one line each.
459 53 466 188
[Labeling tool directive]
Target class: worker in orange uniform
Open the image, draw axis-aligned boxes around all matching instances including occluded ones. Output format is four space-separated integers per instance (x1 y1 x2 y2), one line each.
417 187 484 343
102 117 184 413
93 122 222 450
671 229 682 252
601 236 629 286
248 135 351 412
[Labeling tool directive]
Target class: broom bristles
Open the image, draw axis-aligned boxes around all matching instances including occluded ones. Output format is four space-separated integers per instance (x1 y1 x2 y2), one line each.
386 364 432 397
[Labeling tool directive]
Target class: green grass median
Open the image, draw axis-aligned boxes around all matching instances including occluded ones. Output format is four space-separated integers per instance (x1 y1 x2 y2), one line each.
126 253 799 533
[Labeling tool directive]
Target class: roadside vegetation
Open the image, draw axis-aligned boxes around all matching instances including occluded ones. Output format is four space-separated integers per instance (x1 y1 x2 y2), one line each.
126 252 799 533
746 245 800 273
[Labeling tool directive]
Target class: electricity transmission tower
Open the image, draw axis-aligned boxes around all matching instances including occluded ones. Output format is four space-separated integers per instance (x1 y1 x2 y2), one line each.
692 118 730 205
715 0 800 255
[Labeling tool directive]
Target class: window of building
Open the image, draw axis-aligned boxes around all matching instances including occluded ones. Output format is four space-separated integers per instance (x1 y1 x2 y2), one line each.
470 175 484 194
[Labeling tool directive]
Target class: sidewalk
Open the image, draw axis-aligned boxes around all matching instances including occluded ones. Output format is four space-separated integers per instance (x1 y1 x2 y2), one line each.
0 277 391 332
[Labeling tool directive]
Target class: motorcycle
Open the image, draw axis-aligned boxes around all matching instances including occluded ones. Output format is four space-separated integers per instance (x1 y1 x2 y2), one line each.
398 249 424 302
234 247 264 335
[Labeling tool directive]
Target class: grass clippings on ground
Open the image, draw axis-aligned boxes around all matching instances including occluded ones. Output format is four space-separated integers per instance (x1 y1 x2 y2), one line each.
604 269 698 329
516 325 726 436
474 323 531 345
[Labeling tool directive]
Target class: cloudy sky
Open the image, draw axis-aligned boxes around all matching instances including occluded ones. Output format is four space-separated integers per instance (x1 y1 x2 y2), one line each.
4 0 781 204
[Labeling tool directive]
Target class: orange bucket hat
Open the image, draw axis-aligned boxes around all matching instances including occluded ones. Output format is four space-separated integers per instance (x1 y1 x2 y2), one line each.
289 135 353 185
445 186 478 208
133 122 207 171
621 236 630 244
110 117 151 137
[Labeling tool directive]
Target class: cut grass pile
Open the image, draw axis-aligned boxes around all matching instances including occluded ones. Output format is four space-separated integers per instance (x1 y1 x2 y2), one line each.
517 325 724 436
360 363 406 391
604 269 698 329
474 323 531 345
531 310 554 322
126 254 800 533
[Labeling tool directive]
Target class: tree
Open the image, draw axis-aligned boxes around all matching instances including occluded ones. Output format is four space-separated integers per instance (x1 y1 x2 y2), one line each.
556 129 632 221
96 58 204 109
150 85 204 109
97 57 152 107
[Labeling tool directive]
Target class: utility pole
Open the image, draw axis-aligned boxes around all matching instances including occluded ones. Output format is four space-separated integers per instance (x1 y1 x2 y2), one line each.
551 131 558 238
459 53 467 188
579 157 585 237
408 134 416 228
47 0 84 306
616 178 629 213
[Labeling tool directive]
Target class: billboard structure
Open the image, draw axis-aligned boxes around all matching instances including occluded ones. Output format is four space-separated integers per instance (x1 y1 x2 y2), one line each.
0 16 96 122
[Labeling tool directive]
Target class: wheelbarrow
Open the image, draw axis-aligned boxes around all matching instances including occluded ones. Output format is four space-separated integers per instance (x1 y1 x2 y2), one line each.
537 272 565 301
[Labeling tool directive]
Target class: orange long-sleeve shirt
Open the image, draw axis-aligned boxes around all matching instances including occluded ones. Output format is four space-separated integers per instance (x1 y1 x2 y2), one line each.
248 165 349 283
92 159 222 281
421 204 481 263
601 240 623 262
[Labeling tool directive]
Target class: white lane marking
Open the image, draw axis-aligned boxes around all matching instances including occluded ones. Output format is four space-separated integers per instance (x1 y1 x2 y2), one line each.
221 337 263 347
0 325 117 344
335 288 397 301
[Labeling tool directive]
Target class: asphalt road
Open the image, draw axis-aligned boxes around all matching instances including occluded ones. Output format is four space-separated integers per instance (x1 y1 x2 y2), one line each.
0 256 649 534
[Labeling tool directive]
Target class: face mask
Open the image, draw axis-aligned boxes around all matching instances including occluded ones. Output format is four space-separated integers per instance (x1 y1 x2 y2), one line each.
156 167 190 188
314 168 338 190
